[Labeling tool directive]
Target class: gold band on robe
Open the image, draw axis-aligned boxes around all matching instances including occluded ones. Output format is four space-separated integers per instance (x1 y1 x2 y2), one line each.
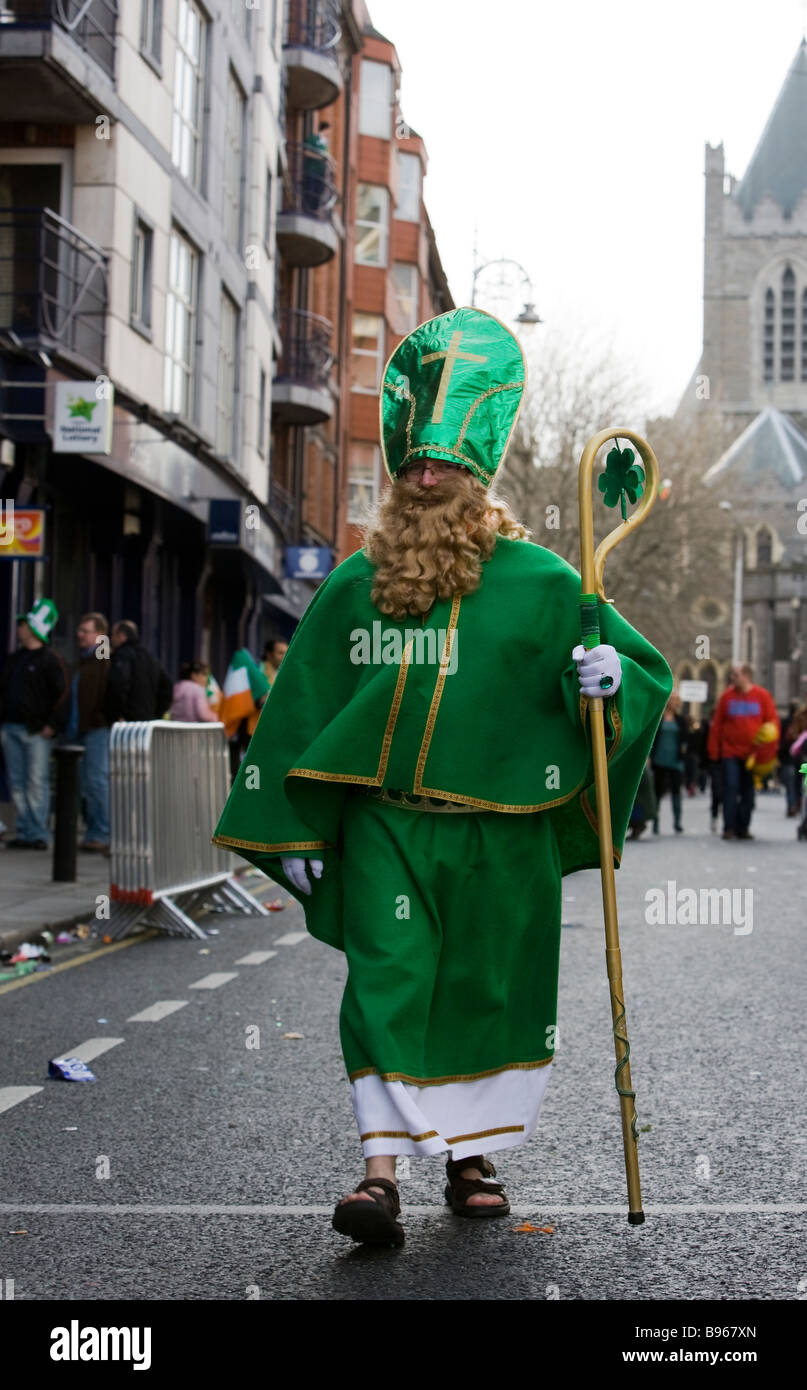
354 785 485 813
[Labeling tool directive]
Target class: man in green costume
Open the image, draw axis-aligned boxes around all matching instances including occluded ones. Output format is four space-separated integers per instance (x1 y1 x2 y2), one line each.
213 306 672 1246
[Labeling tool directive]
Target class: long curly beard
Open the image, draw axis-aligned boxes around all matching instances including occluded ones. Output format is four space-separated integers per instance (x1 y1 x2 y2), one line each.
361 470 531 620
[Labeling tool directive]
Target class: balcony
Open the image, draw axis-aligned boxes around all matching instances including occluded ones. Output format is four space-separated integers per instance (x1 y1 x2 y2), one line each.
268 477 296 535
283 0 342 111
0 1 118 121
276 142 339 267
0 206 108 372
272 309 333 425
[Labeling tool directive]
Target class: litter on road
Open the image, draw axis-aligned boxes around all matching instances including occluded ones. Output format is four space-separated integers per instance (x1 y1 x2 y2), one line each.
48 1057 97 1082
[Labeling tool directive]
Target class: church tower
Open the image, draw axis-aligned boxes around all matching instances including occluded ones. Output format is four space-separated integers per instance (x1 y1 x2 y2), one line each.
686 42 807 712
701 40 807 423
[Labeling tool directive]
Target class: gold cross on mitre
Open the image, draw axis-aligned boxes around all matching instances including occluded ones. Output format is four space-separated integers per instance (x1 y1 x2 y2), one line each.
420 330 487 423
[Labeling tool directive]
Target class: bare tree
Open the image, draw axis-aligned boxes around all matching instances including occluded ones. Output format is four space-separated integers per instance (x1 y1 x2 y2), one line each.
497 329 742 665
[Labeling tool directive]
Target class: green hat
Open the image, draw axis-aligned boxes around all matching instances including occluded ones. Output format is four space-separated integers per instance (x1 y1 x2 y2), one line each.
379 306 527 487
16 597 59 643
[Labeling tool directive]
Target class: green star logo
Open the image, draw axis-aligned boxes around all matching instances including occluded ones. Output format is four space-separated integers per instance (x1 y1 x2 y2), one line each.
67 395 96 421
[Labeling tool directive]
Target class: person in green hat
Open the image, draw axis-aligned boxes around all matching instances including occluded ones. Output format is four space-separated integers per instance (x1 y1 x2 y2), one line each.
213 307 672 1245
0 598 68 848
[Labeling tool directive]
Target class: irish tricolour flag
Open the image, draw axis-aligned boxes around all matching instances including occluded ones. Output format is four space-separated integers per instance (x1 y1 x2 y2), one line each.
218 649 270 737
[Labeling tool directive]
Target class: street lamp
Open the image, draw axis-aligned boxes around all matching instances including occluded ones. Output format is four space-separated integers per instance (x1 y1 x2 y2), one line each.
719 499 744 664
470 255 543 333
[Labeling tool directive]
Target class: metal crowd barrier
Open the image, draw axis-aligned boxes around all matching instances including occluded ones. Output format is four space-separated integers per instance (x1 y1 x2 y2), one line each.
108 721 269 939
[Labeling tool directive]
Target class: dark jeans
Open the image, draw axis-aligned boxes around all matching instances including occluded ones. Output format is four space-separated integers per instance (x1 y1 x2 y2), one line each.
652 764 682 830
722 756 755 833
780 762 802 815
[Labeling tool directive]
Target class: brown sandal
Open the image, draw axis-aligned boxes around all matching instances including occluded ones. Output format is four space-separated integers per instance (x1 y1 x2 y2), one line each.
332 1177 405 1246
444 1154 510 1218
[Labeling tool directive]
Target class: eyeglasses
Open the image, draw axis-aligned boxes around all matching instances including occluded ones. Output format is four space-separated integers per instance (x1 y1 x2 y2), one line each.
403 459 458 477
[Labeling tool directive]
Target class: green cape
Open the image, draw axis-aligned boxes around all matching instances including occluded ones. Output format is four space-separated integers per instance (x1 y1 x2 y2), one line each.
213 536 673 950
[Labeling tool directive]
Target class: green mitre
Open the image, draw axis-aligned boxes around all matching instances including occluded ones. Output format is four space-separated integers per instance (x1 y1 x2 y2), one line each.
379 306 526 487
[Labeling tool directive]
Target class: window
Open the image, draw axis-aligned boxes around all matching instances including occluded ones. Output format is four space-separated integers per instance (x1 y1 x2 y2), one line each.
348 443 380 523
351 313 384 392
216 291 239 457
359 59 392 138
141 0 163 64
172 0 205 188
264 166 273 248
395 152 420 222
223 67 245 248
742 621 755 666
164 228 198 417
781 266 795 382
392 262 419 333
130 217 153 331
355 183 389 265
756 527 773 566
258 367 267 456
764 288 775 383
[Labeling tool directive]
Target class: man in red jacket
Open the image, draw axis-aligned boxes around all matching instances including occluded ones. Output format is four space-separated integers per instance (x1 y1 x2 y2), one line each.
707 664 779 840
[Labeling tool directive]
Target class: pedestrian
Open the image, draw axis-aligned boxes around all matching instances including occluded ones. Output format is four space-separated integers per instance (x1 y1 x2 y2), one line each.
104 621 173 723
789 724 807 841
651 693 687 834
707 663 780 841
219 648 270 779
261 638 288 689
213 306 672 1245
170 661 219 722
779 703 806 818
628 759 658 839
0 598 68 849
66 612 112 852
684 715 706 795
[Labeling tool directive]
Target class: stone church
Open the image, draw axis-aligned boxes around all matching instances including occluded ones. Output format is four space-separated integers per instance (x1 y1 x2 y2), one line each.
674 40 807 716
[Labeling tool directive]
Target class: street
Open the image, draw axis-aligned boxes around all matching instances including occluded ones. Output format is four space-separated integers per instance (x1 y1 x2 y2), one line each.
1 789 805 1302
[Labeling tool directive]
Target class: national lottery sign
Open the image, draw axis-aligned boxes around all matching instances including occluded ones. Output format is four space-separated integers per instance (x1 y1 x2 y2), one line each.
0 505 46 559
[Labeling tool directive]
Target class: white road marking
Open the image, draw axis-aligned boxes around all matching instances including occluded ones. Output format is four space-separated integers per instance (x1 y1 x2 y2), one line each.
273 932 307 946
127 1001 189 1022
59 1038 125 1063
189 972 239 990
0 1202 803 1216
234 951 277 965
0 1086 43 1115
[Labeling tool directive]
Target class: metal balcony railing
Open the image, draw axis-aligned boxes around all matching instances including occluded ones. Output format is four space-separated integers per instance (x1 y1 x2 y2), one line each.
281 141 338 221
0 1 118 80
283 0 340 52
268 477 296 533
0 206 108 368
276 309 333 392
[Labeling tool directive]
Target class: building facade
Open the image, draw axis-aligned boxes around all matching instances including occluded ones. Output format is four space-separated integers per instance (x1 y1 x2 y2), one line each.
675 40 807 712
0 0 291 679
0 0 455 679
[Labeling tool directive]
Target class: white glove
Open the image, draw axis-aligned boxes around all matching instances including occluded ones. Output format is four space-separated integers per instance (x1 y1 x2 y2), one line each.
281 856 323 895
572 644 622 697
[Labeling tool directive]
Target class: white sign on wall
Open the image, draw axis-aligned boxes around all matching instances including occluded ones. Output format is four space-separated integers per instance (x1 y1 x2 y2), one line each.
52 381 114 455
679 680 709 704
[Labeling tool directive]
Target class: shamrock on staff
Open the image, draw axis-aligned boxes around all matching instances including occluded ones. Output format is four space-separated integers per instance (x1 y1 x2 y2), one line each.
598 444 645 520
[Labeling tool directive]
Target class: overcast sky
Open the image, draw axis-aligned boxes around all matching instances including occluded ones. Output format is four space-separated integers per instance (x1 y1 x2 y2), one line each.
369 0 807 416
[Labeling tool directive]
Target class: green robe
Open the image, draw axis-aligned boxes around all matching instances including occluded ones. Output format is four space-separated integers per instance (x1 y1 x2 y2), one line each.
213 535 673 950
